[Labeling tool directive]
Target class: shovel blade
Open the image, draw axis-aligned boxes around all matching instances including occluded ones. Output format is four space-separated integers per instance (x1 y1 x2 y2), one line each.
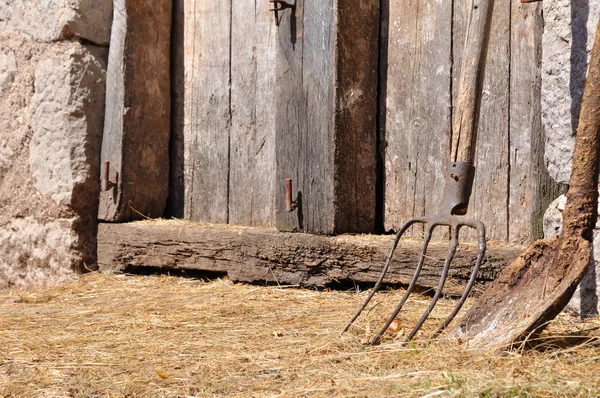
449 236 592 350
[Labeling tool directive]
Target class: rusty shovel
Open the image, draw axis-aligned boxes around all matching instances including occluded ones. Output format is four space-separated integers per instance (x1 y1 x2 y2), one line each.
450 16 600 350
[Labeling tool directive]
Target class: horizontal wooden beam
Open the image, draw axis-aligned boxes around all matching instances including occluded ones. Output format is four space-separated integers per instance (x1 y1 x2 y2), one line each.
97 222 523 297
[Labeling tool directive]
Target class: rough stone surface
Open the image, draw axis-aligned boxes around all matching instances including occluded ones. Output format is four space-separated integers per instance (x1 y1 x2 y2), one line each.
0 217 79 290
0 50 17 94
544 194 600 317
0 0 113 46
0 32 107 289
30 45 107 210
542 0 600 183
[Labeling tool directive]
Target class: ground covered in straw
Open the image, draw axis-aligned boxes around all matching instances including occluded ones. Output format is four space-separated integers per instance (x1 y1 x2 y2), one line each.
2 272 600 397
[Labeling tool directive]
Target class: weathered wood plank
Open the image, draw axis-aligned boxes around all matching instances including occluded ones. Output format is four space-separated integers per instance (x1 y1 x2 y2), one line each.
509 1 537 243
98 221 523 296
509 1 560 242
98 0 171 221
182 0 231 223
275 0 306 232
334 0 379 233
167 0 185 218
276 0 378 234
383 0 452 237
229 0 276 226
453 0 510 242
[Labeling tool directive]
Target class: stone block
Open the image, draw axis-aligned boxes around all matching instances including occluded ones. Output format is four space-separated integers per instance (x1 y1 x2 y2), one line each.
0 50 17 94
0 217 79 289
0 33 107 289
0 0 113 45
30 45 107 213
542 0 600 183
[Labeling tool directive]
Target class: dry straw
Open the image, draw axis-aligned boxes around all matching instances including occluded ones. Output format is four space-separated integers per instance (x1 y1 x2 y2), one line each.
1 272 600 397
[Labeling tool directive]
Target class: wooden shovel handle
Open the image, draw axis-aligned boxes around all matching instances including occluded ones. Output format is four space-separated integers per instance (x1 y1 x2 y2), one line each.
451 0 495 164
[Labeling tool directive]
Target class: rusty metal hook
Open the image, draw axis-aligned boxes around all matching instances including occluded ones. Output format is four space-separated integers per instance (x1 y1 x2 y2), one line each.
269 0 295 27
102 161 115 191
285 178 297 212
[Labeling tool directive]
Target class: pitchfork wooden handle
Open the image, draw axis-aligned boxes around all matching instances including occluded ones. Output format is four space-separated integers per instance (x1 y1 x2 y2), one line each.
451 0 495 164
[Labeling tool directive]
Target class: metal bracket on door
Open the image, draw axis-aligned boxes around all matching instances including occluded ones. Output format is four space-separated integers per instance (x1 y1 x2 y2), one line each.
269 0 295 27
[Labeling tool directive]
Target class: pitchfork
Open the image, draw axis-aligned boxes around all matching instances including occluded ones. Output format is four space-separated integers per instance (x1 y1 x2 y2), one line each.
341 0 493 345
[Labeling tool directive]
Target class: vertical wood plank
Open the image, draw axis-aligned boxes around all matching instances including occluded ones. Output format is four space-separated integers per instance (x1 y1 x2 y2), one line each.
383 0 452 235
183 0 231 223
509 1 539 243
275 0 337 234
453 0 510 242
168 0 185 218
510 1 561 242
334 0 379 233
229 0 276 226
275 0 379 234
275 0 307 232
98 0 171 222
301 0 336 233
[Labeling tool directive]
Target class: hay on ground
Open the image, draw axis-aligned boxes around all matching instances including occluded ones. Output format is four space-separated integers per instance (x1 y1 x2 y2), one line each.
1 272 600 397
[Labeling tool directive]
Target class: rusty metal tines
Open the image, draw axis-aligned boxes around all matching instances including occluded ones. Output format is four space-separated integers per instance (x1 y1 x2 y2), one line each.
269 0 295 26
341 162 487 345
285 178 297 212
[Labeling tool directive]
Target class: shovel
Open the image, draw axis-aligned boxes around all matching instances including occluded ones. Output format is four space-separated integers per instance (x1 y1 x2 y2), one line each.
449 16 600 350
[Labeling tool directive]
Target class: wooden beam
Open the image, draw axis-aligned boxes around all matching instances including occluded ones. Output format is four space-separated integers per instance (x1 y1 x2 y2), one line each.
98 0 172 222
97 221 523 297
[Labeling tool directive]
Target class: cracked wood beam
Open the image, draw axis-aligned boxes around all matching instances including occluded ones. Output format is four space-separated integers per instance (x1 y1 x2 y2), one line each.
97 221 523 296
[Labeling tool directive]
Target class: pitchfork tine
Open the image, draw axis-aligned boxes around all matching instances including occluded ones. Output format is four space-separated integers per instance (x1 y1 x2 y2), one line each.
369 224 436 345
399 226 460 344
340 218 423 336
431 222 486 339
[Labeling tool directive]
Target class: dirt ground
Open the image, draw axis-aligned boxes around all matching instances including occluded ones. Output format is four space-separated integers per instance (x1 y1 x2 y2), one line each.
2 272 600 397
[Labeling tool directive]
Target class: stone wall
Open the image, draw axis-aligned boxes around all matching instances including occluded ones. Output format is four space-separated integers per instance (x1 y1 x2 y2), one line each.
0 1 112 289
542 0 600 183
542 0 600 316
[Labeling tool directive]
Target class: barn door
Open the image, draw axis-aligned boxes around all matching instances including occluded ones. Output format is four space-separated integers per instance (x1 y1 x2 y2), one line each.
274 0 380 234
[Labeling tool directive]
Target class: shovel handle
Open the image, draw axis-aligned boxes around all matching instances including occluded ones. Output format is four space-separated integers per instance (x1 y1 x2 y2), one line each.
451 0 495 164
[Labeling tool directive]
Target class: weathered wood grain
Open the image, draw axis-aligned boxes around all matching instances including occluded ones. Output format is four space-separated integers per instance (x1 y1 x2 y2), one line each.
383 0 452 237
334 0 379 233
452 0 494 164
275 0 378 234
509 1 561 242
98 0 171 222
453 0 510 242
182 0 231 224
167 0 185 218
229 0 276 226
98 221 523 296
275 0 306 232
